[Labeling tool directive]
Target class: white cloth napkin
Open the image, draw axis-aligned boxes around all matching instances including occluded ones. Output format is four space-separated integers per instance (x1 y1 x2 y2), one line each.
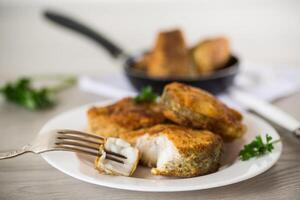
78 62 300 110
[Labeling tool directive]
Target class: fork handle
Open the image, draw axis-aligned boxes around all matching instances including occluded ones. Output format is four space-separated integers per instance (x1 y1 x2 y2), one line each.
0 145 32 160
44 10 127 59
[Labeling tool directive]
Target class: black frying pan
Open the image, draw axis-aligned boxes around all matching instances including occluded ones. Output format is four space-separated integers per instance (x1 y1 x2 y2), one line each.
44 10 239 94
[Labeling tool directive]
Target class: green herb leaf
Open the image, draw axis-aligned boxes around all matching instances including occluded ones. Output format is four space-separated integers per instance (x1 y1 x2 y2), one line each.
0 76 76 110
239 134 279 161
134 86 157 103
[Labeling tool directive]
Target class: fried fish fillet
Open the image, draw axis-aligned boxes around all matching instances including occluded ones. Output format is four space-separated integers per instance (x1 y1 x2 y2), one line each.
147 29 193 77
161 82 246 141
87 97 166 138
191 37 230 74
120 124 222 177
95 137 139 176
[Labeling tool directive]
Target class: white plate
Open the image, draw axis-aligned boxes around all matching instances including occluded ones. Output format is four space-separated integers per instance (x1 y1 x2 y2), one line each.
39 100 282 192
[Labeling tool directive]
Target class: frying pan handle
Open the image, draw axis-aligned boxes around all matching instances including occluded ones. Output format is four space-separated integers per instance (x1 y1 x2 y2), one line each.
44 10 127 59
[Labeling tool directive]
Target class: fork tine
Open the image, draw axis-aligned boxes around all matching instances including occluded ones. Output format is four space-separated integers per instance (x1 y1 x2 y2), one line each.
56 129 127 162
55 144 124 164
105 150 127 159
55 145 99 157
57 135 102 146
105 155 125 164
55 141 99 151
57 137 127 159
57 130 104 140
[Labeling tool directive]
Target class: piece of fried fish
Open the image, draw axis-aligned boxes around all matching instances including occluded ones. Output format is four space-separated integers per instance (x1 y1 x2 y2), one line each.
120 124 222 177
95 137 139 176
161 82 246 141
87 97 166 138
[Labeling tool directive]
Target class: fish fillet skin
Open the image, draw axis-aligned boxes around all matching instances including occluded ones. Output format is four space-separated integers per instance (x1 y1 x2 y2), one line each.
87 97 166 138
161 82 246 141
120 124 223 177
95 137 139 176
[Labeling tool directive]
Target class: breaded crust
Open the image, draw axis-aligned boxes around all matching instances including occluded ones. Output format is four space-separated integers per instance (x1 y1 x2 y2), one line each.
120 124 223 177
147 29 192 77
87 97 166 137
161 82 246 141
191 37 230 74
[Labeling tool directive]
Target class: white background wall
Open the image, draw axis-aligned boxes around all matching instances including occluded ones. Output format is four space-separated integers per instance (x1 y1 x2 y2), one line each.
0 0 299 77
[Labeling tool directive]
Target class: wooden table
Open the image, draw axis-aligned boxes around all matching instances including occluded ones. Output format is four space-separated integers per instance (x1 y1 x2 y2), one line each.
0 87 299 200
1 1 300 199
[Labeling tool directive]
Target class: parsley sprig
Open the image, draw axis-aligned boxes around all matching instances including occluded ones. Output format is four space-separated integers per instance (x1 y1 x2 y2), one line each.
134 86 157 103
239 134 280 161
0 76 76 110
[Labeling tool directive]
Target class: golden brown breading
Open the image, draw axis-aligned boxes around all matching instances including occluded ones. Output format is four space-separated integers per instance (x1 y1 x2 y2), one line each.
120 124 222 177
134 52 152 71
87 97 166 137
191 37 230 74
147 29 193 77
161 82 246 141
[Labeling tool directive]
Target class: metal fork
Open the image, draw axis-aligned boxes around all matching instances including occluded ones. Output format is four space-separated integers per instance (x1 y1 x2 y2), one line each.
0 129 126 164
